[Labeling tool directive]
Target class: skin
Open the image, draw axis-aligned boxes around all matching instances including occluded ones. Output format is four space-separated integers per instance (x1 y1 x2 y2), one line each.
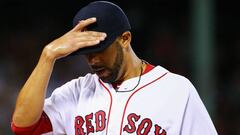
86 41 124 83
12 17 145 127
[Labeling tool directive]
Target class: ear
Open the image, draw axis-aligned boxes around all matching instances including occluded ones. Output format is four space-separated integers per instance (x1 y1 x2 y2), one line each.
119 31 131 48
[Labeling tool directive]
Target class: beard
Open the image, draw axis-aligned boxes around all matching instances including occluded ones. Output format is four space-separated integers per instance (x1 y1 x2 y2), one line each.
91 44 123 83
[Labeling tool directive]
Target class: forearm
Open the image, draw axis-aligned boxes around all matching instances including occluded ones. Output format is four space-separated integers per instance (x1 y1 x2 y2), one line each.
12 17 106 127
12 49 55 127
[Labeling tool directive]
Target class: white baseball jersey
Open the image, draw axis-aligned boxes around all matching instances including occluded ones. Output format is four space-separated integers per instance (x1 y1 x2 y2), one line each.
44 65 217 135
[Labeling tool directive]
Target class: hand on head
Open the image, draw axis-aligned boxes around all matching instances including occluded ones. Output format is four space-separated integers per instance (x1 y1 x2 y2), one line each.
44 17 107 60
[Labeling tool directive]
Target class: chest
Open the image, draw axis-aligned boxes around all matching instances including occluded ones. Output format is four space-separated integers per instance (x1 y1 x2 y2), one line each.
67 83 187 135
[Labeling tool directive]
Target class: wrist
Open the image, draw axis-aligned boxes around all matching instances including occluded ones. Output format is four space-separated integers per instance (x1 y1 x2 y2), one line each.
41 46 56 64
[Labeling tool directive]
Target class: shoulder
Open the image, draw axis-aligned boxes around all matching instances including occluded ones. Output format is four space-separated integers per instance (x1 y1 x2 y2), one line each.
167 72 193 88
153 66 193 86
48 73 99 102
57 73 98 91
152 66 195 95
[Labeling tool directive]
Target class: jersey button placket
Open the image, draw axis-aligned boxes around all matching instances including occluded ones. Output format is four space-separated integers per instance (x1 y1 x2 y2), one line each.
107 87 130 134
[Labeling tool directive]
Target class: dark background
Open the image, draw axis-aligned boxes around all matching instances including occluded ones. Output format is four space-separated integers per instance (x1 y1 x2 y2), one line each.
0 0 239 134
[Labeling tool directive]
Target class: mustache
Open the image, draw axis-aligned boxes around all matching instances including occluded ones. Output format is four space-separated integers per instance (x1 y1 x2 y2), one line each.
90 65 103 69
90 65 105 71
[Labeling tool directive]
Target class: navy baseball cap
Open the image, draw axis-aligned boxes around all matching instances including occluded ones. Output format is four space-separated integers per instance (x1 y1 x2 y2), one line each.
71 1 131 55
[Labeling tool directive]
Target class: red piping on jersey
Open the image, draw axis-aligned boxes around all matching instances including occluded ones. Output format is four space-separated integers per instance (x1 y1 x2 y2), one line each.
119 72 169 135
99 79 113 135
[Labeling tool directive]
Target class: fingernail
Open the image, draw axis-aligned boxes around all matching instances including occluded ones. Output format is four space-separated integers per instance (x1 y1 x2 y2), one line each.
100 36 105 41
102 33 107 37
92 17 96 21
96 40 100 44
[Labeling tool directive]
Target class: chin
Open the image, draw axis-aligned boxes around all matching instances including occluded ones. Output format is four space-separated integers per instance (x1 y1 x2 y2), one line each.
99 76 116 83
99 77 110 83
98 69 119 83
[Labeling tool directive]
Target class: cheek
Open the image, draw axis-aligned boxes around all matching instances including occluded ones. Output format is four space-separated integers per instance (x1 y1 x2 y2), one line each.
103 57 115 69
94 42 121 68
102 52 118 67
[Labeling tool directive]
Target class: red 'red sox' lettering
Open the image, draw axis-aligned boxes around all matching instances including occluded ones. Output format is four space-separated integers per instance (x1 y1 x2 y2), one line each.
85 113 94 134
154 125 167 135
123 113 141 133
95 110 106 132
123 113 167 135
75 116 85 135
75 110 106 135
137 118 152 134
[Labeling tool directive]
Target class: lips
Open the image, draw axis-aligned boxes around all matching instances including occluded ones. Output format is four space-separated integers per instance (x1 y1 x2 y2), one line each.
97 69 107 78
93 67 105 72
91 66 104 74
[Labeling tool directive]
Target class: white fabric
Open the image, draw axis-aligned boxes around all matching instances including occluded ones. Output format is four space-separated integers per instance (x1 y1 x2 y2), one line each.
44 66 218 135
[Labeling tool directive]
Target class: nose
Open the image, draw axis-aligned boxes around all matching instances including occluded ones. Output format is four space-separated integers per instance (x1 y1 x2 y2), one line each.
85 53 100 65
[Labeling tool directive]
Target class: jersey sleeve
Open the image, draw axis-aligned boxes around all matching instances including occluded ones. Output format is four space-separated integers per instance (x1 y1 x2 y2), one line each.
180 82 218 135
43 77 83 134
11 111 53 135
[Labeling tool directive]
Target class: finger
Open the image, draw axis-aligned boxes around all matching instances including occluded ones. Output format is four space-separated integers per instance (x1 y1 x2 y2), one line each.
72 31 107 42
77 40 101 47
75 36 106 42
74 31 107 41
68 40 100 54
64 40 99 57
80 31 107 37
59 39 101 58
73 34 106 47
71 17 97 32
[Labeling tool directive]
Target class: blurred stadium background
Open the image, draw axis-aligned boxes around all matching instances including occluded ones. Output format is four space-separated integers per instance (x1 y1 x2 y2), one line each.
0 0 239 134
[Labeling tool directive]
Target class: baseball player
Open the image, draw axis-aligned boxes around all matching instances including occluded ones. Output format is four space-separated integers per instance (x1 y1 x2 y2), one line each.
11 1 218 135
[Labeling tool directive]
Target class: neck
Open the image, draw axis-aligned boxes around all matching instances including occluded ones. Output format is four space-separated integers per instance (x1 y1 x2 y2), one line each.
116 48 145 82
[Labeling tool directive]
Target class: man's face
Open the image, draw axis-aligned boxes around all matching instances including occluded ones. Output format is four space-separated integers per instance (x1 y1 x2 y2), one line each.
85 39 123 83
